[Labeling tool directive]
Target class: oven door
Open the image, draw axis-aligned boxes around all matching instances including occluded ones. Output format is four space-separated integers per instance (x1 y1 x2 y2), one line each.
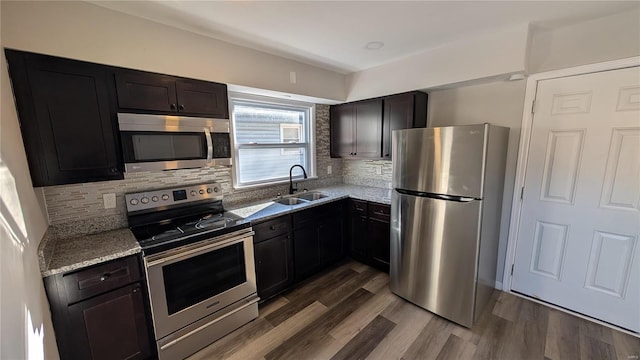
144 229 257 340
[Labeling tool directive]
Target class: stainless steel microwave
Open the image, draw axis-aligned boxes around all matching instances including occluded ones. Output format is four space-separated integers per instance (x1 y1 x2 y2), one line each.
118 113 232 173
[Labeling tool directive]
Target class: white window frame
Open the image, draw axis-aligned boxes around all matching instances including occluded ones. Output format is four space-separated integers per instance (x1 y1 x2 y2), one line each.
229 92 316 189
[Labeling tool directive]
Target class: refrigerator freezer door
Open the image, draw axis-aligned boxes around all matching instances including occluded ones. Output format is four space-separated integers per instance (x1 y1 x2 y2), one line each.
390 189 482 327
392 125 487 198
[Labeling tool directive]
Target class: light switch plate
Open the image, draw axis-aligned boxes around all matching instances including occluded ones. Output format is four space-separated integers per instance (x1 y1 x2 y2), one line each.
375 165 382 175
327 165 332 175
103 193 116 209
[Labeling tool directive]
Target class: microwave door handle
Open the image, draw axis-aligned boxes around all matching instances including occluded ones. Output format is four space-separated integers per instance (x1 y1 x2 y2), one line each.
204 128 213 162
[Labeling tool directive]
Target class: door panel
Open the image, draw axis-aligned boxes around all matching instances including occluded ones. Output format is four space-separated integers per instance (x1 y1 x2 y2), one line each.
25 54 122 185
383 93 414 159
330 104 355 157
254 233 293 300
67 284 151 360
512 66 640 333
115 70 178 112
176 79 228 117
293 225 322 281
392 125 487 198
354 99 382 157
600 128 639 211
539 130 585 204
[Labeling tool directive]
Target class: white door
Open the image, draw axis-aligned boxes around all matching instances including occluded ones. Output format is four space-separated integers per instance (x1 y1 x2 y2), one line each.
512 66 640 332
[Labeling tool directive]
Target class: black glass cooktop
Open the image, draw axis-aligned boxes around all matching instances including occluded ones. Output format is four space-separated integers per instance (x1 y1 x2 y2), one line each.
130 211 250 255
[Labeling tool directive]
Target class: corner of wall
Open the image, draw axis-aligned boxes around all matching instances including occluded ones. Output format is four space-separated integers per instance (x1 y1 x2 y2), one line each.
1 16 59 357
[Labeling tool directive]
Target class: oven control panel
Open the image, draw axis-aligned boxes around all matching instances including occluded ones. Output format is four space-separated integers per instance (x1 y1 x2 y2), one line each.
125 182 222 213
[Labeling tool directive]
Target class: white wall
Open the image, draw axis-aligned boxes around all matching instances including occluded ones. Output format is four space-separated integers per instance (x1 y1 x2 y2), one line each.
528 8 640 74
428 80 526 287
345 24 528 101
0 5 59 357
1 1 345 102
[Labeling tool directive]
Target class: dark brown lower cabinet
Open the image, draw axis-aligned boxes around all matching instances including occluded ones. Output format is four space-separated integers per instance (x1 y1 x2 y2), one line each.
254 232 294 302
348 199 369 262
368 217 391 272
253 215 294 302
292 201 345 282
320 213 344 265
254 201 346 294
44 255 154 360
347 199 391 272
67 283 151 360
293 224 323 281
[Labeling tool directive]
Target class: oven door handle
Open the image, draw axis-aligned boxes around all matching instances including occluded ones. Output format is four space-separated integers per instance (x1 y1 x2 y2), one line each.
145 231 254 268
204 128 213 163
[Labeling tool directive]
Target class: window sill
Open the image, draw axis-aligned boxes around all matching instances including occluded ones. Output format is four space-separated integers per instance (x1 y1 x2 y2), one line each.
233 176 319 191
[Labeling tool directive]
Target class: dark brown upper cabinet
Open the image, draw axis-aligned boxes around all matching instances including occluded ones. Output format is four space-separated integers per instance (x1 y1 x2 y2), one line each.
382 91 428 159
5 49 123 186
115 70 229 118
330 91 427 160
330 99 383 158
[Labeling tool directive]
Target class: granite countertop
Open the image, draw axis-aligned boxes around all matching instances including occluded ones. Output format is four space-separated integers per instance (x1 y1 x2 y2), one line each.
40 228 141 277
38 184 391 277
228 184 392 223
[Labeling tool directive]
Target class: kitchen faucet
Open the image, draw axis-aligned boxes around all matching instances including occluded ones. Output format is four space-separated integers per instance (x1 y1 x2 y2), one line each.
289 164 308 194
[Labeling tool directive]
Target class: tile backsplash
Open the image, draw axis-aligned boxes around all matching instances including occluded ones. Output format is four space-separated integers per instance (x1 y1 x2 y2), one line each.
342 159 392 189
43 105 342 235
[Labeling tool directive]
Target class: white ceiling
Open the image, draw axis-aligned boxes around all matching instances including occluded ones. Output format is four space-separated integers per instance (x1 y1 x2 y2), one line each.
91 1 638 74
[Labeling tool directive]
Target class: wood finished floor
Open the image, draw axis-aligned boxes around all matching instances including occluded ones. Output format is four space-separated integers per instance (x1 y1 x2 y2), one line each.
188 260 640 360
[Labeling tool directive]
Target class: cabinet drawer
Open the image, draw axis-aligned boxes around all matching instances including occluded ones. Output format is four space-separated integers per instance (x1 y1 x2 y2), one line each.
350 199 368 214
62 256 142 304
254 215 291 243
368 203 390 221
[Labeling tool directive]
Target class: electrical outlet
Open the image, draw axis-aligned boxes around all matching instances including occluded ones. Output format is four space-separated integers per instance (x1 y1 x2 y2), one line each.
327 165 332 175
289 71 297 84
103 193 116 209
375 165 382 175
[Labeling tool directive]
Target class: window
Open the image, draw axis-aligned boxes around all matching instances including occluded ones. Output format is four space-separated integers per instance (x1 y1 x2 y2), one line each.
280 124 303 155
230 94 315 188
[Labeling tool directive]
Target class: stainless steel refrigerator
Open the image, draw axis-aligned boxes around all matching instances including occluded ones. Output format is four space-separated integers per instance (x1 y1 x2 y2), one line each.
390 124 509 328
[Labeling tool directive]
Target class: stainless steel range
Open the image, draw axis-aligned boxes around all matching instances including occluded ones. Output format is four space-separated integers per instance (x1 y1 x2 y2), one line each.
126 182 258 360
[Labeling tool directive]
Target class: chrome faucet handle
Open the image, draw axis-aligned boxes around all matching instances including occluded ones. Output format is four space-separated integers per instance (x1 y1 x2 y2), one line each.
275 192 282 199
303 188 308 192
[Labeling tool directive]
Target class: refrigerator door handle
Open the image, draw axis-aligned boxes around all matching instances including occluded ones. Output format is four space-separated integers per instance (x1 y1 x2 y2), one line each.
395 189 479 202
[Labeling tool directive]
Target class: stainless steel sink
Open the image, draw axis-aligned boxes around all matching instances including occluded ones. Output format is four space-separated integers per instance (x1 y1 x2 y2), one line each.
275 197 309 205
297 192 328 201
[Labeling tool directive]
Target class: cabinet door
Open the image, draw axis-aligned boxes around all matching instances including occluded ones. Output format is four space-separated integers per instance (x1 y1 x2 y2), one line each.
330 103 355 157
368 217 390 272
320 212 344 265
348 200 368 261
67 283 152 360
382 93 414 159
12 52 123 186
354 99 383 158
115 70 178 113
293 225 322 281
176 79 228 118
254 233 293 301
382 92 428 159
